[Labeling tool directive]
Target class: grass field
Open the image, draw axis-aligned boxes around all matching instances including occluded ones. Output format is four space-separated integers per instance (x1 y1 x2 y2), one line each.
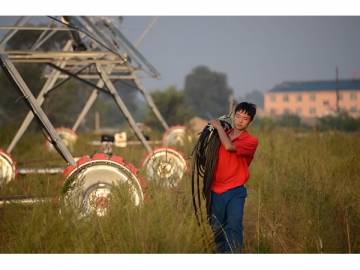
1 126 359 254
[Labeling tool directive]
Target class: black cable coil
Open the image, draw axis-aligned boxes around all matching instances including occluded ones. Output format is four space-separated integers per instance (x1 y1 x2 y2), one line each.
190 118 232 225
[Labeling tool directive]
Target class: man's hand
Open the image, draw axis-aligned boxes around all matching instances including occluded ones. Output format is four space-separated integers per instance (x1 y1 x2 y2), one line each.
209 119 236 152
209 119 223 130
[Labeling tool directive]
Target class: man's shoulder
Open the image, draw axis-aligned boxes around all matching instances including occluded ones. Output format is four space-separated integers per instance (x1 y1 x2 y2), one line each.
241 130 257 139
242 131 258 145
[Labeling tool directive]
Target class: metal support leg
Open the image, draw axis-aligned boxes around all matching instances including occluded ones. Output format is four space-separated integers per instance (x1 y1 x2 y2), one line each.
96 63 153 152
6 40 73 153
0 45 76 167
132 75 169 130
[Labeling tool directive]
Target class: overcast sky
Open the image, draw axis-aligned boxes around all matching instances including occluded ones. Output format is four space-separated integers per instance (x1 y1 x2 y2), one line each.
117 16 360 100
2 3 360 101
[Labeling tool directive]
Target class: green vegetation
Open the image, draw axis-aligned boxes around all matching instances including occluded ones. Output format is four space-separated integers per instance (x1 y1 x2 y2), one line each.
1 126 359 253
252 113 360 133
143 86 193 130
244 126 360 253
318 112 360 132
184 66 233 120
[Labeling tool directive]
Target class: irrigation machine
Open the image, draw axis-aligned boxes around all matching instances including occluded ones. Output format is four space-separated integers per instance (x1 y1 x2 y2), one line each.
0 16 192 215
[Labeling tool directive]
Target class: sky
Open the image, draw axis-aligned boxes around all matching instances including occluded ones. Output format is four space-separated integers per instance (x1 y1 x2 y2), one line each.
1 2 360 102
117 15 360 100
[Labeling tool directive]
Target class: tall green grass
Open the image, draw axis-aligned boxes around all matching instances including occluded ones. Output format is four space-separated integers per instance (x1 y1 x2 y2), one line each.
1 127 359 253
244 127 360 253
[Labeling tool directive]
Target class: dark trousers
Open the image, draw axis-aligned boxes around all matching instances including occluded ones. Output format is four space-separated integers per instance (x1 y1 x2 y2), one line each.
209 185 247 253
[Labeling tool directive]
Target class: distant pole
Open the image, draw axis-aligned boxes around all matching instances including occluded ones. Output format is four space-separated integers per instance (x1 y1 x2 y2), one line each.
134 16 159 48
336 67 339 113
228 94 234 122
95 111 100 133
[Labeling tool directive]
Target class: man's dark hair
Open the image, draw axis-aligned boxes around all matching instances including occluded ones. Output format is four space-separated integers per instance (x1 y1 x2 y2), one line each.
235 102 257 121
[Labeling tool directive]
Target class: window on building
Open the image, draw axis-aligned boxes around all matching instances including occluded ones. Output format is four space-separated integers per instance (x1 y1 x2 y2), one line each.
309 94 316 101
338 93 343 100
284 109 290 114
323 100 329 106
296 108 302 115
350 107 357 113
296 94 302 102
270 109 277 115
270 95 276 102
283 95 289 102
309 107 316 115
350 93 357 100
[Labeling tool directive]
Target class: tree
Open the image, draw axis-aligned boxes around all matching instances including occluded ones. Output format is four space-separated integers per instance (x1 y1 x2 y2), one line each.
184 66 233 119
83 78 143 131
144 86 193 131
43 80 92 129
252 116 278 129
277 113 302 128
318 112 360 132
237 89 264 109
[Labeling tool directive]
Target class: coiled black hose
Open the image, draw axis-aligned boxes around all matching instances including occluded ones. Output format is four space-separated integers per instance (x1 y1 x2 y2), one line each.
190 118 232 225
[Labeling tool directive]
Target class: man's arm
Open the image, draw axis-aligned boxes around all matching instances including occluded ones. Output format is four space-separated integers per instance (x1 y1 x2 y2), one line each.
209 119 236 152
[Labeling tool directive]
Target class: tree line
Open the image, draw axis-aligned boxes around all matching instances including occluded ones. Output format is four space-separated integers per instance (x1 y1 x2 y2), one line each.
1 25 358 134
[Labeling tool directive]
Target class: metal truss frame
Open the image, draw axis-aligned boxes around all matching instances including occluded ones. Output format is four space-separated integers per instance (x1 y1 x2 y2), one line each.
0 16 168 156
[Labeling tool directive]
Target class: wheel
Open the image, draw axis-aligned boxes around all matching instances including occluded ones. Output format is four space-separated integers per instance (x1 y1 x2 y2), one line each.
142 147 188 187
162 125 193 147
45 126 78 153
61 153 147 217
0 149 18 187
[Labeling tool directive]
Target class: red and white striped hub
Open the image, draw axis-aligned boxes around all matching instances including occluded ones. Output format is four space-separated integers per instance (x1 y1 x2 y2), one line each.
162 125 193 148
62 153 147 217
0 149 18 186
45 126 78 153
142 146 188 187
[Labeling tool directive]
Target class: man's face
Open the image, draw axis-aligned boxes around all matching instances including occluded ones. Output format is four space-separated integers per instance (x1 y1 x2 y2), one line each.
234 110 252 130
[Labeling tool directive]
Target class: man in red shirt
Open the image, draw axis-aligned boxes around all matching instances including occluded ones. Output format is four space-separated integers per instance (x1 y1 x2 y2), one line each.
208 102 258 253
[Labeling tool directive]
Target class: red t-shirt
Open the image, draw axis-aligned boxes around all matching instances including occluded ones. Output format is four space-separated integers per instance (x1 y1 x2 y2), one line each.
211 129 258 194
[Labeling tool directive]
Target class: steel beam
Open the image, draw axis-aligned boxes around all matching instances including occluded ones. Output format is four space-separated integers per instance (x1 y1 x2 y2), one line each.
6 40 73 153
0 45 76 167
96 63 153 152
